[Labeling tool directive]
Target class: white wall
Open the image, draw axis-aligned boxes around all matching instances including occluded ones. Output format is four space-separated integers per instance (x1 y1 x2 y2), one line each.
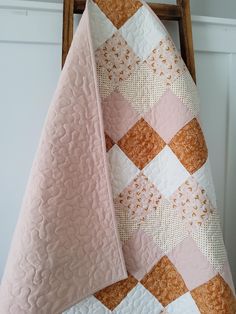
150 0 236 19
0 0 63 280
20 0 236 19
190 0 236 19
0 1 236 285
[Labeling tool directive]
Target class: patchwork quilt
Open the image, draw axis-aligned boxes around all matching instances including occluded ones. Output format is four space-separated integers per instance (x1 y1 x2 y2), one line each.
1 0 235 313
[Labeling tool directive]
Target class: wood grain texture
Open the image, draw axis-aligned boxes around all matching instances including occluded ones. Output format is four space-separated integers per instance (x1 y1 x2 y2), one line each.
177 0 196 82
62 0 74 67
74 1 182 20
62 0 196 83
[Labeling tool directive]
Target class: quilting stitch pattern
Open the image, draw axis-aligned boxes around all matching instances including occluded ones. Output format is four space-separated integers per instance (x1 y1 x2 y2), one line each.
1 0 235 313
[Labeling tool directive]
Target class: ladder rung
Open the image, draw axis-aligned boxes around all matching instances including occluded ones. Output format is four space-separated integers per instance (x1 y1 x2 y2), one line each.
73 0 182 20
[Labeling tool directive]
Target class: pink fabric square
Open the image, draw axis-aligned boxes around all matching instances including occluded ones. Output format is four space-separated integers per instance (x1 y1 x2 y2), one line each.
143 89 194 143
168 237 217 290
102 91 140 142
122 229 164 281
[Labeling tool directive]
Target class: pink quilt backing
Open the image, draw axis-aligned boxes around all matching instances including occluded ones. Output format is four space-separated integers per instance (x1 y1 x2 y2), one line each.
1 0 235 313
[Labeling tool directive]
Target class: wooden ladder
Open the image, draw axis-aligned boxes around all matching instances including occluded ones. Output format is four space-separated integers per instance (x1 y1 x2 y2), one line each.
62 0 196 82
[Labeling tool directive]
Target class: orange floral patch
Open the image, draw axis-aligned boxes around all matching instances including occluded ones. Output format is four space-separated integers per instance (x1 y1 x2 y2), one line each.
94 273 138 310
93 0 143 29
118 118 166 169
169 118 208 174
140 256 188 306
191 274 236 314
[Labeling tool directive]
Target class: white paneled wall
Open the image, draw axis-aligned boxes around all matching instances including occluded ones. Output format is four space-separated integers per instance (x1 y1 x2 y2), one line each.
0 0 63 281
16 0 236 20
0 1 236 284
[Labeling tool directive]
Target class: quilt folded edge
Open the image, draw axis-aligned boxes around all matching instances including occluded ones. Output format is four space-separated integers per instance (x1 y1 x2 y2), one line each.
0 2 128 314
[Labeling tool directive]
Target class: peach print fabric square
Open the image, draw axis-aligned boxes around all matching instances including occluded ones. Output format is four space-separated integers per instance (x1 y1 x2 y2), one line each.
95 32 141 84
146 35 187 86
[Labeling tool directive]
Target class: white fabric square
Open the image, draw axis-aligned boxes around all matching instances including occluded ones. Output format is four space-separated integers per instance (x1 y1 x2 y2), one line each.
114 202 139 243
118 63 166 114
141 199 189 254
113 283 164 313
193 158 217 208
119 6 167 60
96 65 116 99
143 146 190 197
191 210 227 271
107 144 140 197
63 295 111 314
170 70 200 117
88 0 117 50
166 292 201 314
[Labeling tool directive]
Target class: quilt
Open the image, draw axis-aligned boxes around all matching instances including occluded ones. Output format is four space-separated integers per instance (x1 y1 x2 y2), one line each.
0 0 235 313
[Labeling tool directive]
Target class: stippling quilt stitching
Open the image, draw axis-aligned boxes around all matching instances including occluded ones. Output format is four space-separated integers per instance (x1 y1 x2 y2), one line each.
1 0 235 313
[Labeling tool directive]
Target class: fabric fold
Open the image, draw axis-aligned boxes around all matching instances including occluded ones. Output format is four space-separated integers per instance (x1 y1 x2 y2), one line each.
0 3 128 314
